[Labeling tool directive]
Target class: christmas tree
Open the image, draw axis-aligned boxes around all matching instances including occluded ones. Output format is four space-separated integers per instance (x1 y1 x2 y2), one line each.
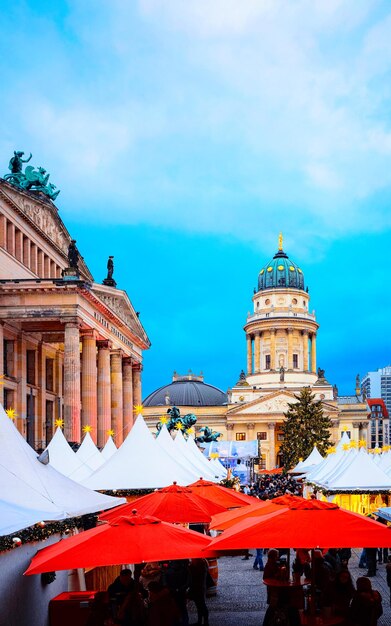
279 387 332 470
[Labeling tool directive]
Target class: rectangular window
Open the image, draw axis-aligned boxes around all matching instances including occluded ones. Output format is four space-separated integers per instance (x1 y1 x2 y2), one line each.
46 358 54 392
3 340 15 377
257 432 267 440
26 350 36 385
236 432 246 441
265 354 271 370
293 353 298 368
3 388 14 410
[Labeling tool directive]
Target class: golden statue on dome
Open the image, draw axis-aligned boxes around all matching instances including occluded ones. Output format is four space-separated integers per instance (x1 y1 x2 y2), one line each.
278 232 283 251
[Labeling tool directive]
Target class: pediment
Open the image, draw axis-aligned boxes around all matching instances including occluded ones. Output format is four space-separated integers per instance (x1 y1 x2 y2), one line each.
228 390 339 417
228 391 298 416
0 180 92 280
91 285 150 347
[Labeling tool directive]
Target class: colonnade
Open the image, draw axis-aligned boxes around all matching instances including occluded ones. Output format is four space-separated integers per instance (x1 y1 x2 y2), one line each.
246 328 317 375
63 320 142 446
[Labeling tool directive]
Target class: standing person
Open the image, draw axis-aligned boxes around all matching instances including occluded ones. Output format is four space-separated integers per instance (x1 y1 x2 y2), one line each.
263 549 281 581
253 549 264 571
163 559 190 626
188 559 209 626
366 548 378 577
349 577 383 626
386 555 391 606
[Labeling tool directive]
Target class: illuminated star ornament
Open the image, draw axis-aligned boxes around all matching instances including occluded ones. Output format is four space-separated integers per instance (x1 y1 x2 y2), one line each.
186 427 195 435
55 418 64 429
358 439 367 448
82 425 93 434
326 446 336 455
6 408 17 421
350 440 358 449
159 416 168 425
134 404 143 415
175 421 184 430
342 443 350 451
106 429 115 437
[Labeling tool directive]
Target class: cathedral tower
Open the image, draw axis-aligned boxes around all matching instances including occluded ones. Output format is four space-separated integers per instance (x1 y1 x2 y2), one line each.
244 235 319 390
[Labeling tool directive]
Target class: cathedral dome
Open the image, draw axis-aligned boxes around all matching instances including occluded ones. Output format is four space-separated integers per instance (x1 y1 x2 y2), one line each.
143 372 227 407
258 237 305 292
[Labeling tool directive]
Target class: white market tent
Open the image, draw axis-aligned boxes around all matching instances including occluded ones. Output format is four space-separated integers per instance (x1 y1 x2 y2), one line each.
45 428 93 483
155 425 209 480
174 431 219 481
305 432 352 483
186 435 226 479
0 405 124 536
82 415 200 490
290 445 324 474
314 448 391 492
76 432 105 471
101 436 117 461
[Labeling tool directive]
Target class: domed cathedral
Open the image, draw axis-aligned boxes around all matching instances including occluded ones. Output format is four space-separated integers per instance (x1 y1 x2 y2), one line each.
226 235 370 468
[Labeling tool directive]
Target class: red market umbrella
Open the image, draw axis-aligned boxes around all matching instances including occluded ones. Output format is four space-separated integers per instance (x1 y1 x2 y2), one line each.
210 495 301 531
25 512 216 575
99 482 227 524
209 499 391 551
188 479 257 509
259 468 284 475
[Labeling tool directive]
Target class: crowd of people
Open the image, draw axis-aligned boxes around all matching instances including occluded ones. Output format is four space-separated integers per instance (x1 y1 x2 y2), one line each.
241 474 303 499
87 559 210 626
261 547 385 626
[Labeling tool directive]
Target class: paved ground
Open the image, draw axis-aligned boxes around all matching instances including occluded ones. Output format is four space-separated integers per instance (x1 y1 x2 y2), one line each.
188 550 391 626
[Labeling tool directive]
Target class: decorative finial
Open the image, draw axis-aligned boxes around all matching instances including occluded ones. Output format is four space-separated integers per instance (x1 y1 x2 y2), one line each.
278 232 283 251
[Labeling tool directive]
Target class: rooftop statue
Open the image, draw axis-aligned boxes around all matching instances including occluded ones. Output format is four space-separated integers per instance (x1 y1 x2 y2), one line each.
196 426 222 443
67 240 79 270
4 151 60 201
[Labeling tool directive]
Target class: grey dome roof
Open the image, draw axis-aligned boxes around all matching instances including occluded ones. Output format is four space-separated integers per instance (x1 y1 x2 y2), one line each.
143 379 227 407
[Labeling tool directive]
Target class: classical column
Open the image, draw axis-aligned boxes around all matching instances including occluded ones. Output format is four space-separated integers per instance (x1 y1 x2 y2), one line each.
246 335 252 374
0 324 3 406
268 422 276 468
16 333 27 436
30 244 38 275
97 340 112 448
37 250 44 277
36 341 46 448
55 349 63 422
122 357 134 438
270 330 276 370
7 221 15 256
15 229 23 262
23 237 31 268
254 333 260 373
132 363 142 423
63 320 81 443
226 423 234 441
311 333 317 373
0 214 6 248
111 350 124 445
287 328 293 370
302 331 309 371
81 332 98 442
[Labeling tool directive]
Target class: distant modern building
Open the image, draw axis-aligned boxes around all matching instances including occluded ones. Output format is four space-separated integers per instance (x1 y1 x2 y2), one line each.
362 366 391 417
367 398 389 448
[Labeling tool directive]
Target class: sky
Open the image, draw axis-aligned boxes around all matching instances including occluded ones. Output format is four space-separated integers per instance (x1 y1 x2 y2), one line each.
0 0 390 397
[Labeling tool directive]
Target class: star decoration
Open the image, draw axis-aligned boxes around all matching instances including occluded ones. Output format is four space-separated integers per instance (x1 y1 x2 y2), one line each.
341 426 348 432
106 429 115 437
350 440 358 448
175 422 184 430
358 439 367 448
326 447 336 455
55 419 64 429
299 457 303 462
342 443 350 451
134 404 143 415
159 416 168 425
6 408 17 421
374 447 381 455
82 425 92 433
383 445 390 452
210 452 219 459
186 427 195 435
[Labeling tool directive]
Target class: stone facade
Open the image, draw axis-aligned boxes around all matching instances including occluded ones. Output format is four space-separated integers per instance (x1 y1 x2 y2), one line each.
0 179 150 448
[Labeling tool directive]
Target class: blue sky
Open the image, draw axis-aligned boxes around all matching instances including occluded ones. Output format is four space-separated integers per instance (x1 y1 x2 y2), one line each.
1 1 390 397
